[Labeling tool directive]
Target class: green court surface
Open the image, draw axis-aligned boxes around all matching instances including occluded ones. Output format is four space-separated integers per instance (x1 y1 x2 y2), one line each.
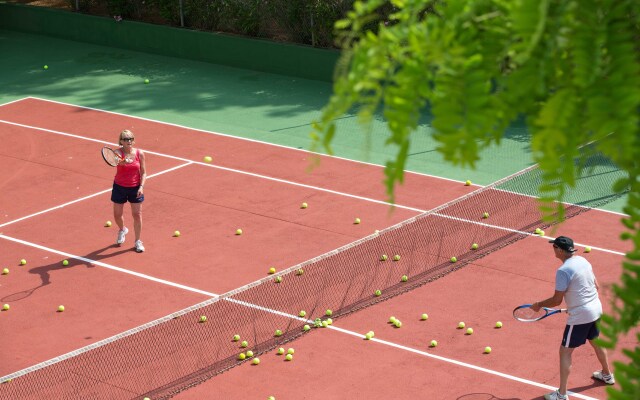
0 27 626 213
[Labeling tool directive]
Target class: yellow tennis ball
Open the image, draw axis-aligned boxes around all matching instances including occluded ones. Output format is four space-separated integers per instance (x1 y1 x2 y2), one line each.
57 305 65 312
275 329 283 336
389 316 397 323
144 79 150 84
274 276 282 283
2 304 9 311
484 346 492 354
495 321 503 328
354 217 361 224
105 221 112 227
394 320 402 328
322 320 329 327
380 254 388 261
296 268 304 275
421 313 428 320
326 309 333 316
303 324 311 331
235 228 243 235
535 228 542 234
450 256 457 263
365 332 373 340
301 202 308 209
584 246 592 253
538 230 545 236
19 259 26 265
246 350 254 357
458 321 466 329
466 327 474 335
62 260 69 266
401 275 408 282
268 396 275 400
393 254 401 261
43 65 49 70
299 310 306 317
482 212 489 219
326 318 333 325
277 347 285 355
199 315 207 322
374 289 382 296
287 348 295 355
203 156 213 163
173 230 181 237
465 180 471 186
285 354 293 361
268 267 276 274
471 243 479 250
238 352 246 360
2 268 9 275
430 340 438 347
233 334 240 341
241 340 248 348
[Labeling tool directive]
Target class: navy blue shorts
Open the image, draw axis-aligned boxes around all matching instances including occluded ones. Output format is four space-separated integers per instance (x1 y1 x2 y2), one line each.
562 320 600 348
111 183 144 204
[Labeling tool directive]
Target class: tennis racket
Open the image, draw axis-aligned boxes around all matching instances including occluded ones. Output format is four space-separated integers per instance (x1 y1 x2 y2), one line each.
513 304 567 322
101 146 123 167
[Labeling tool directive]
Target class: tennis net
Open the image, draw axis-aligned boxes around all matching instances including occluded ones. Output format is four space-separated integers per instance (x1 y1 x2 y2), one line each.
0 149 627 399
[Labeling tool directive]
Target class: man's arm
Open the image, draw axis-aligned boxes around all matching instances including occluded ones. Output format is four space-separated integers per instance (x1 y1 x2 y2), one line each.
532 290 565 311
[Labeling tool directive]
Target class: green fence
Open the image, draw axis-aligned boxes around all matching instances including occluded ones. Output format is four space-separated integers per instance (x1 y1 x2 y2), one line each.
0 3 339 82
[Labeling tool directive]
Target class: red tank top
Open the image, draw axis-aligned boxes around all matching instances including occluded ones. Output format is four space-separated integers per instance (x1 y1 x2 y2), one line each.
114 149 141 187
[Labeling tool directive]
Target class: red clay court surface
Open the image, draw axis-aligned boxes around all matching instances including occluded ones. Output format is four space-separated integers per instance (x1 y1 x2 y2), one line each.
0 97 634 400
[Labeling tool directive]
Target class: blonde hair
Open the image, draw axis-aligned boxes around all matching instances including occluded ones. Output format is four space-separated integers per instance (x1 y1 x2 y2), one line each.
119 129 135 142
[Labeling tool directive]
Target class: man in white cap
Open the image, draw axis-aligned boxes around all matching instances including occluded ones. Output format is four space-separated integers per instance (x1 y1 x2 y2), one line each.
532 236 614 400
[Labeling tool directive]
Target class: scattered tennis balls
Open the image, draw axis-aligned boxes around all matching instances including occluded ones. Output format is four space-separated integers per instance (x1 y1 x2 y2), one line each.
203 156 213 163
277 347 285 355
104 221 112 227
268 396 275 400
322 320 329 328
2 268 8 275
303 324 311 331
287 348 295 355
365 332 373 340
241 340 248 348
450 256 457 263
465 180 472 186
401 275 408 282
144 79 150 84
62 260 69 266
466 327 474 335
535 228 542 234
458 322 466 329
246 350 254 357
235 228 243 235
393 254 401 261
285 354 293 361
367 330 374 338
394 320 402 328
430 340 438 347
380 254 388 261
484 346 492 354
389 316 397 323
2 304 9 311
421 313 428 320
296 268 304 275
482 212 489 219
233 334 240 341
43 65 49 70
274 276 282 283
19 259 26 265
299 310 306 317
354 217 361 224
199 315 207 323
171 230 181 238
268 267 276 274
275 329 283 337
538 230 545 236
326 309 333 316
585 246 592 253
495 321 503 328
326 318 333 325
374 289 382 296
301 202 308 209
57 305 65 312
471 243 479 250
238 352 246 360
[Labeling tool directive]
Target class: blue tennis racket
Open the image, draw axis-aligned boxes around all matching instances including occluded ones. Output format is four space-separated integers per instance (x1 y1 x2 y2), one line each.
513 304 567 322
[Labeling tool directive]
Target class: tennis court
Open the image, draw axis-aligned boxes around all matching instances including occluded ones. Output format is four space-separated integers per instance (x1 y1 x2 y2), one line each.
0 97 633 400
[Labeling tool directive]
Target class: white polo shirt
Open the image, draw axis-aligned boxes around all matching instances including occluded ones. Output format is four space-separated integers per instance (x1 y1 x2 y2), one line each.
555 255 602 325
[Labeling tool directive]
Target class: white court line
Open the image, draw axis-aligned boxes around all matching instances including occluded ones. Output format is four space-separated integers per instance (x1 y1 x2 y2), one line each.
0 162 193 229
0 118 628 256
0 233 598 399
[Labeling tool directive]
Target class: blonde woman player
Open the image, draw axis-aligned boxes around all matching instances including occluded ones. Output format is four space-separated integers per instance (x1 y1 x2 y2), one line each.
110 129 146 252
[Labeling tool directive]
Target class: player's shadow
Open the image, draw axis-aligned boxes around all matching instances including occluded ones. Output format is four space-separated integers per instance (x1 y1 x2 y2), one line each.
1 244 132 302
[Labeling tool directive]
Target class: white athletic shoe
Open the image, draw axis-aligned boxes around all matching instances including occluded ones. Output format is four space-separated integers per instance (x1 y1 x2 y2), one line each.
593 370 615 385
544 390 569 400
116 227 128 246
135 240 145 253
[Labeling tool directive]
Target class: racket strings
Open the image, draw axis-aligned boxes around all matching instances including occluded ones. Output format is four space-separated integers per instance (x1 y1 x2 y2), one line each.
513 307 543 321
102 147 120 167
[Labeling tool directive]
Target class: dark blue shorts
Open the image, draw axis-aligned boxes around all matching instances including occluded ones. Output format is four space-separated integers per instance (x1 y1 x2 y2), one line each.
111 183 144 204
562 320 600 348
